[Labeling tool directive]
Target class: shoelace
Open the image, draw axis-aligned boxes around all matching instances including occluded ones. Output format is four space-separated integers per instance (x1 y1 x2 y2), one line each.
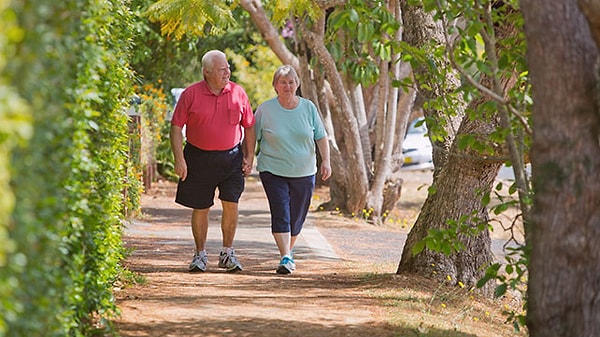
227 254 239 264
194 254 206 263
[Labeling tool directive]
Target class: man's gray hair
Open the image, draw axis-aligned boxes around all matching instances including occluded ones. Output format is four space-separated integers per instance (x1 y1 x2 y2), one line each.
202 50 226 72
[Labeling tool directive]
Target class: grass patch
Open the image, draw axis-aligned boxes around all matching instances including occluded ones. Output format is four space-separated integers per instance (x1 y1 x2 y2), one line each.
353 267 525 337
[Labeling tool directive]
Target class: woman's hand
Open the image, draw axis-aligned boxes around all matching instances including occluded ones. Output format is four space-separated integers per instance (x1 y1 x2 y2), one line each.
320 162 332 181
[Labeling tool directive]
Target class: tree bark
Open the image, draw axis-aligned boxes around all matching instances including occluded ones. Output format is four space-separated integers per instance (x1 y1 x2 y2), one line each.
397 117 500 291
522 0 600 335
239 0 299 69
397 1 520 292
399 0 463 177
298 17 370 214
367 0 404 224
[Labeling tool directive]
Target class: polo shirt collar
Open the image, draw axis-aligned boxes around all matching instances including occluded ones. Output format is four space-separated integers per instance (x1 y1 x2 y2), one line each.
201 80 232 96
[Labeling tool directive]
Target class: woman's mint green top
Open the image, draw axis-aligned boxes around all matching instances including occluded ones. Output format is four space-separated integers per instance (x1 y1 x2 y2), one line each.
255 97 327 178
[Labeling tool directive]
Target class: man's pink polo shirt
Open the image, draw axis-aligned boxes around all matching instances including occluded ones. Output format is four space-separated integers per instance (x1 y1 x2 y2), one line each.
171 81 255 151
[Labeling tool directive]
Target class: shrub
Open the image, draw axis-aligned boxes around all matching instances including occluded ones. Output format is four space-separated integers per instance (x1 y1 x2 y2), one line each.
0 1 135 335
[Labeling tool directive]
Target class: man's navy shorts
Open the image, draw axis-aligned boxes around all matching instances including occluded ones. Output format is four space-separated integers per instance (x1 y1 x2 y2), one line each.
175 143 244 209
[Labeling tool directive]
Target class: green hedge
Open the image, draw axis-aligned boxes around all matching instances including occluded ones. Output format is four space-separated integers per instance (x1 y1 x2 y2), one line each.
0 0 33 335
0 0 136 336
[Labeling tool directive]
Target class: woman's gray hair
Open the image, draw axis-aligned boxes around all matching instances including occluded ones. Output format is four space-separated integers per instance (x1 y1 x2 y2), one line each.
272 65 300 87
202 50 226 72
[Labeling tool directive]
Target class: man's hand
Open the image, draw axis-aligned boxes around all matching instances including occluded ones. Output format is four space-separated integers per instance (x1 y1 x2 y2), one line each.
174 158 188 181
170 124 187 181
242 156 253 177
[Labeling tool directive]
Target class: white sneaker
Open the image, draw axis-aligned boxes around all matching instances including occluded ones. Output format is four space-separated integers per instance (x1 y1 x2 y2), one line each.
276 256 295 274
189 252 207 272
218 250 243 272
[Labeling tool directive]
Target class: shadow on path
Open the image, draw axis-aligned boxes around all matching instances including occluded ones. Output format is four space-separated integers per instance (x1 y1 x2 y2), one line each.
113 178 492 337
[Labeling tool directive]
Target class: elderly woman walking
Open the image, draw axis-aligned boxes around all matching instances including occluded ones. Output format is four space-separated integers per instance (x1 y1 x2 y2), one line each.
254 65 331 274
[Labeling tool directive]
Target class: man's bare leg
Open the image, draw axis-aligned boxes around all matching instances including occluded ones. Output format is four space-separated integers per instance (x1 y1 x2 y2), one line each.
220 200 238 248
189 208 210 272
219 200 242 271
191 208 210 252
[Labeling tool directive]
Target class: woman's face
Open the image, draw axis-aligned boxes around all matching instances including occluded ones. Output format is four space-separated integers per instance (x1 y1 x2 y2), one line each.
274 75 298 97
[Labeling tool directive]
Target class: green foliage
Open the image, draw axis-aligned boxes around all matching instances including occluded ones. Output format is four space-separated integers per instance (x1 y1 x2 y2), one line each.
0 0 135 335
156 120 178 181
130 0 276 96
130 0 203 89
138 84 168 168
326 0 400 86
414 177 531 332
125 97 144 215
227 43 281 107
480 178 531 331
136 83 174 186
265 0 321 27
412 212 491 257
477 244 528 332
400 0 530 154
146 0 236 40
0 2 32 335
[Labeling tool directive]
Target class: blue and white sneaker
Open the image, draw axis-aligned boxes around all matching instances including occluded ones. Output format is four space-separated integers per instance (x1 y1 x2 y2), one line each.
276 255 296 274
189 252 208 272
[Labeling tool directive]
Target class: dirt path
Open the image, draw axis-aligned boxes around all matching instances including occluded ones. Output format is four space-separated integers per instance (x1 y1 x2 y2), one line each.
113 171 524 337
114 176 404 337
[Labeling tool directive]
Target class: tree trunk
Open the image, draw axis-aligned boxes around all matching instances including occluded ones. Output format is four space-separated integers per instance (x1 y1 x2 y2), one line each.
522 0 600 335
399 0 463 178
367 0 405 224
397 117 500 291
298 17 370 214
397 1 521 291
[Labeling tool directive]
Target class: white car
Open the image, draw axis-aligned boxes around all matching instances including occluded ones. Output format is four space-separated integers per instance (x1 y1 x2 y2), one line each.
402 117 433 169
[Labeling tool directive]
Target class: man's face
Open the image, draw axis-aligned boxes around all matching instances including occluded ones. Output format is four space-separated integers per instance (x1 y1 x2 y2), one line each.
204 57 231 90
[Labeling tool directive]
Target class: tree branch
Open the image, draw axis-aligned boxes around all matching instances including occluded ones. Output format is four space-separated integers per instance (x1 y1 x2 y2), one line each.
238 0 299 69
